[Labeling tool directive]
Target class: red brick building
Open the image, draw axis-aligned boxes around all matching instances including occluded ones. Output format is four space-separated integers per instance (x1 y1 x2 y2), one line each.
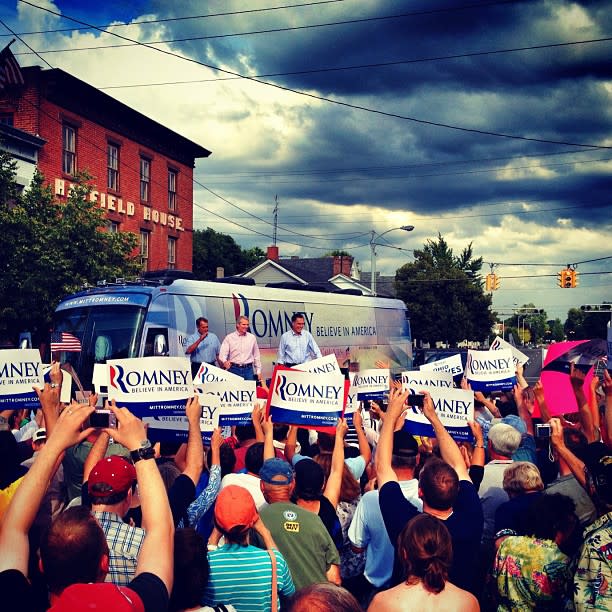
0 66 211 271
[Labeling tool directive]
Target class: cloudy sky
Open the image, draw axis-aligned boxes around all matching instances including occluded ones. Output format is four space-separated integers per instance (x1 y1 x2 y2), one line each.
1 0 610 322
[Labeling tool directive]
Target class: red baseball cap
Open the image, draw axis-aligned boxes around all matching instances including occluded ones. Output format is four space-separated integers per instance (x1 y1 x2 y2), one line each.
50 583 144 612
88 456 136 497
214 485 258 533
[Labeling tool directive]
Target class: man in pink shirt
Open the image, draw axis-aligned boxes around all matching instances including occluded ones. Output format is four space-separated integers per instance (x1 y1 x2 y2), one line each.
219 316 262 382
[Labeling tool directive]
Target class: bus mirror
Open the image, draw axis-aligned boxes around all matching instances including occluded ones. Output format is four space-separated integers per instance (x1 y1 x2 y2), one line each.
153 334 168 356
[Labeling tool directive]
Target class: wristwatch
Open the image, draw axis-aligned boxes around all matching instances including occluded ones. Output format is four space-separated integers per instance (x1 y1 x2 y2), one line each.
130 440 155 463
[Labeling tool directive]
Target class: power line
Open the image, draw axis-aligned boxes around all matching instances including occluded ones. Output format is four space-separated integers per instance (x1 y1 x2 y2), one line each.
7 1 515 36
75 37 612 87
16 0 611 149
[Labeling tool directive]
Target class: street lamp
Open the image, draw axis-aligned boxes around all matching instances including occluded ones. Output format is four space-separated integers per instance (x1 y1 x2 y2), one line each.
370 225 414 296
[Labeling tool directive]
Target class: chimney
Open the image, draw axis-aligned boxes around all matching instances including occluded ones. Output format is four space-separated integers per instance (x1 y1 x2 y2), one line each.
216 267 225 278
267 245 279 261
333 255 354 277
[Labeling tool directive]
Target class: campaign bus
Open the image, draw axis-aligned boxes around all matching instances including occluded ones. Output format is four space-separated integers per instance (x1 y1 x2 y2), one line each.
51 277 412 391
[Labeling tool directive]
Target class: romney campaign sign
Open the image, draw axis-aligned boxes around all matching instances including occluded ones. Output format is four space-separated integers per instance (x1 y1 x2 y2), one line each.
0 349 44 409
490 336 529 367
145 392 220 445
401 370 454 390
420 353 463 377
268 367 345 428
203 380 256 427
465 349 516 392
353 368 389 401
192 362 242 386
403 387 474 441
296 353 341 375
107 356 193 416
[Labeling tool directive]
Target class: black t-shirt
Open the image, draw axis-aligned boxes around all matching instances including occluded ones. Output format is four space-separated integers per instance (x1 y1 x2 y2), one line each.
318 495 343 550
379 478 484 593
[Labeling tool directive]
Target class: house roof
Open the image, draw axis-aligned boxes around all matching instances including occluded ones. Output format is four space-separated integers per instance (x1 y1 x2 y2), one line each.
359 272 397 298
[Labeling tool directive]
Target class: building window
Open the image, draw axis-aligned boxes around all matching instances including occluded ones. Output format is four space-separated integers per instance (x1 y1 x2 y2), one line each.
0 113 13 126
168 169 177 211
168 237 177 270
107 143 119 191
140 230 150 269
140 157 150 202
62 124 76 175
107 220 119 233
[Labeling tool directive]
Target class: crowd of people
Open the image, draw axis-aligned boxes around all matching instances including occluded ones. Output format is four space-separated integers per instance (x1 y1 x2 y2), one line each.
0 344 610 611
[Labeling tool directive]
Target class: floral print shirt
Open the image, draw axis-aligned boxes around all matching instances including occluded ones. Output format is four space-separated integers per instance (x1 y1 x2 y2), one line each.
574 511 612 611
493 535 572 611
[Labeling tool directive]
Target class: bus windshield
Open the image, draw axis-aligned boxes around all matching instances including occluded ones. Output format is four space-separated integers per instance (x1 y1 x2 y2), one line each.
51 305 146 392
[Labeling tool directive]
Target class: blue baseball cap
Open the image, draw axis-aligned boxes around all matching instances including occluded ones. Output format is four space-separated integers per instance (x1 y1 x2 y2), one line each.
259 458 294 485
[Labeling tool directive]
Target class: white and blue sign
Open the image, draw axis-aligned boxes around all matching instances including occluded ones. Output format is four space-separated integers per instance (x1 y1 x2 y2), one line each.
401 370 454 390
490 336 529 367
403 387 474 441
297 353 341 375
0 349 44 408
107 356 193 416
201 381 256 426
192 362 242 386
268 368 345 428
465 349 516 392
144 393 220 445
344 372 360 425
420 354 464 377
353 368 389 401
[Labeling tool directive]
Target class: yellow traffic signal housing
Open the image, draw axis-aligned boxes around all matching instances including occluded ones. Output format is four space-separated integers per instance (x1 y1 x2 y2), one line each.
486 273 500 291
558 268 576 288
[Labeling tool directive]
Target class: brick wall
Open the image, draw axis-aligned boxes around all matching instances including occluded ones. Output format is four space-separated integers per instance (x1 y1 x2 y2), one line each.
11 83 195 272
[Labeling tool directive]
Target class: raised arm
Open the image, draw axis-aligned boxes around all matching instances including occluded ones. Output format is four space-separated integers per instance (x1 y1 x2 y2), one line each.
533 379 551 423
323 418 347 509
0 402 94 575
375 387 408 487
549 417 587 488
262 415 275 461
83 430 110 483
182 395 204 485
515 362 528 389
106 404 174 594
570 364 596 442
422 391 470 481
352 406 371 466
252 404 265 443
515 384 535 437
284 425 298 463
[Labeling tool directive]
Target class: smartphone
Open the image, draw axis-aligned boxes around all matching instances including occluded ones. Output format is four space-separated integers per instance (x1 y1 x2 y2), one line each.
407 394 424 407
535 423 551 438
594 359 607 378
88 409 117 429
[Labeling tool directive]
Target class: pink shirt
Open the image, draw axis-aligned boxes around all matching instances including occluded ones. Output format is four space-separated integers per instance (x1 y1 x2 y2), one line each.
219 330 262 374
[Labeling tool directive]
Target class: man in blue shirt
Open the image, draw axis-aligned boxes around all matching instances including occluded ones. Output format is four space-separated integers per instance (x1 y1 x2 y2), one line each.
185 317 221 379
277 313 322 367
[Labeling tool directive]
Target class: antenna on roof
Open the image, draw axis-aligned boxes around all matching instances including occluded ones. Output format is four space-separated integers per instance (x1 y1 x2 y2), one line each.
273 194 278 246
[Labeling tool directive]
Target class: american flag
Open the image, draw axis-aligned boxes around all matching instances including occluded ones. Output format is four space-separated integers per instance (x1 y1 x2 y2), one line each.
0 41 24 93
50 331 82 353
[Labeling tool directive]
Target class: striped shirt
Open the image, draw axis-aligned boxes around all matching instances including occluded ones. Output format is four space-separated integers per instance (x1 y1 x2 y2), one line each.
219 331 262 375
204 544 295 612
92 510 145 586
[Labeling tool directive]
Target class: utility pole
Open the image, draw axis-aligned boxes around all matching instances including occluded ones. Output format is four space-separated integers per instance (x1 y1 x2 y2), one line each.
273 195 279 246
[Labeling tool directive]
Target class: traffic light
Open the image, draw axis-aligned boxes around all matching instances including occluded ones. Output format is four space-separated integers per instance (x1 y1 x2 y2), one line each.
486 273 500 291
558 268 573 288
570 269 578 288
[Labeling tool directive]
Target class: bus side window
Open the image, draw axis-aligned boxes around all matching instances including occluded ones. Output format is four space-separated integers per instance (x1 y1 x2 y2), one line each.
144 328 168 356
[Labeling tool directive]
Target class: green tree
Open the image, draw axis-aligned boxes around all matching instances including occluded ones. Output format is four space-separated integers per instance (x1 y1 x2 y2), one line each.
548 318 565 342
0 160 139 345
192 228 264 280
394 234 495 346
564 308 585 339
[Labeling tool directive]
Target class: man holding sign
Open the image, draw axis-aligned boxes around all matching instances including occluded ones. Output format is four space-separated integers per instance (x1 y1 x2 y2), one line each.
377 388 483 594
